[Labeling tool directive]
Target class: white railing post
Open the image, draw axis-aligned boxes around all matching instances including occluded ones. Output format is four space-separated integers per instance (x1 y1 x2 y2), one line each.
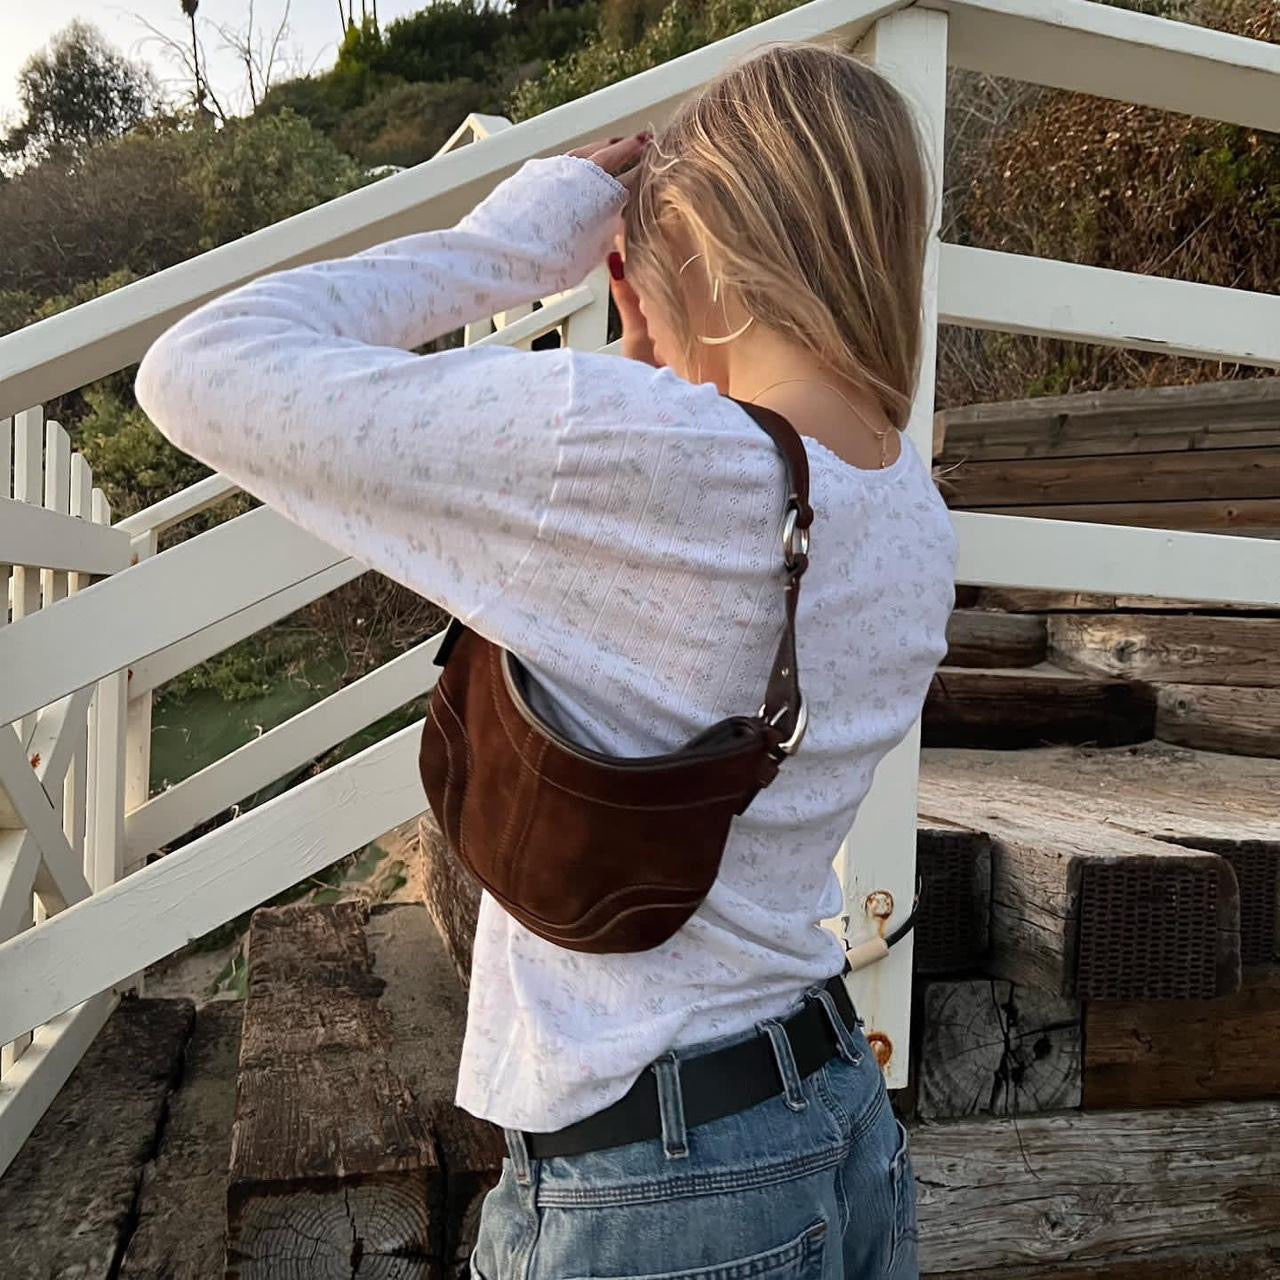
12 409 43 747
836 6 949 1087
89 490 127 897
561 267 613 353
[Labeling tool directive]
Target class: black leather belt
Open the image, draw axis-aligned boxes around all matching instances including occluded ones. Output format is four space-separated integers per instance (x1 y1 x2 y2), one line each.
521 969 859 1159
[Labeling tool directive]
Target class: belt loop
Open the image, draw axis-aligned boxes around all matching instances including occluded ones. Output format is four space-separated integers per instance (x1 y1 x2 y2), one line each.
652 1052 689 1159
811 984 863 1066
504 1127 533 1185
758 1018 808 1111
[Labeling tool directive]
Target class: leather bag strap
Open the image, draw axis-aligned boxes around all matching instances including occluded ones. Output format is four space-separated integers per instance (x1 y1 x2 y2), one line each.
729 399 813 758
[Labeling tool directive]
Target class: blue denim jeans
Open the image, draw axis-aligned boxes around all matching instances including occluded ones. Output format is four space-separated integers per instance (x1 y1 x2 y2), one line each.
471 983 919 1280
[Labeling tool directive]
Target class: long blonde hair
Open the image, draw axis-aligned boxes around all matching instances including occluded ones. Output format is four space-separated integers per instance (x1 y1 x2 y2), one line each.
623 42 930 430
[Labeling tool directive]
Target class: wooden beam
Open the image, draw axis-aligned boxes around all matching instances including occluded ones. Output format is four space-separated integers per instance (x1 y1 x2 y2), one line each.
943 448 1280 509
928 0 1280 132
970 497 1280 533
113 473 238 537
914 822 992 976
419 813 480 989
1049 614 1280 687
923 666 1156 749
917 772 1241 1000
943 610 1046 667
1156 683 1280 759
972 586 1280 613
937 379 1280 465
916 979 1080 1121
226 902 438 1280
0 495 130 575
0 721 426 1046
913 1101 1280 1274
940 245 1280 369
1084 970 1280 1109
925 1245 1280 1280
117 1002 242 1280
921 743 1280 967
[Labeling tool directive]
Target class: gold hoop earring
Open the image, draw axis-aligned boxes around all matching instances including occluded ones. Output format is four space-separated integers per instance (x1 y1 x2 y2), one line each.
698 315 755 346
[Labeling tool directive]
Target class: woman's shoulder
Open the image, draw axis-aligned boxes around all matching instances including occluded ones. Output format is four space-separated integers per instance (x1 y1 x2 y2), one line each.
559 349 787 473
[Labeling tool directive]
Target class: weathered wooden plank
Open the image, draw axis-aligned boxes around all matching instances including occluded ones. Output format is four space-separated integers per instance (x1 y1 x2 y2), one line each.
419 813 480 989
1050 613 1280 686
973 586 1279 613
1156 682 1280 758
226 902 439 1280
0 998 194 1280
118 1001 242 1280
943 447 1280 508
943 610 1046 668
936 378 1280 464
925 1242 1280 1279
1084 969 1280 1109
916 979 1080 1120
922 744 1280 966
971 496 1280 532
912 1101 1280 1274
365 903 502 1280
923 666 1156 749
917 773 1241 1000
915 823 992 975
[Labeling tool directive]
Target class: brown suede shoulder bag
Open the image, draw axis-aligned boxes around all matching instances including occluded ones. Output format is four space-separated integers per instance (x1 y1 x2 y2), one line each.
418 399 812 955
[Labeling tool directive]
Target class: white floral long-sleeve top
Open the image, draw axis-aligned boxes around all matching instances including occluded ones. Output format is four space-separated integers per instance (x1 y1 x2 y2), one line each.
135 154 957 1132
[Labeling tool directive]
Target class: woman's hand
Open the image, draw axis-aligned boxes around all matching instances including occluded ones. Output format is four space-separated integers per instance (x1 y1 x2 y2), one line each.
567 134 649 194
607 245 660 367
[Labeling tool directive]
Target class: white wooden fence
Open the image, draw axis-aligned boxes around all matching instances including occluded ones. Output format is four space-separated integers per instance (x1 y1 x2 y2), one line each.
2 0 1280 1175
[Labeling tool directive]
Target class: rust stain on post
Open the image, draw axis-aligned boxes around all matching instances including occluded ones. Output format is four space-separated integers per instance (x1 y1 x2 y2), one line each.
865 890 894 937
867 1031 892 1069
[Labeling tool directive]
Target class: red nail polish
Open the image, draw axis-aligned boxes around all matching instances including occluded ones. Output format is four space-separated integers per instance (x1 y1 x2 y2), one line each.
608 252 625 282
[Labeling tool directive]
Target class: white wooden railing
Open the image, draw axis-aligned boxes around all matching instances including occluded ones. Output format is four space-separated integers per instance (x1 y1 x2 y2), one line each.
2 0 1280 1175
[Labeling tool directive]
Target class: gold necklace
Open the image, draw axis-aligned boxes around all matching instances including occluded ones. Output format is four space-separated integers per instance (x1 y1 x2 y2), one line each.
745 378 895 469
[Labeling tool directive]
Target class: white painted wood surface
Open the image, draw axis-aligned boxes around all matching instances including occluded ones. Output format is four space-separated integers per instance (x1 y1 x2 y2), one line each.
954 512 1280 609
0 505 353 728
114 472 239 537
0 722 426 1046
930 0 1280 132
940 245 1280 369
839 6 949 1087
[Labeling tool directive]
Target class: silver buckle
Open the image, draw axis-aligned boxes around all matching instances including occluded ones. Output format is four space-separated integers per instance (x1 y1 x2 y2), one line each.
759 697 808 756
782 506 809 568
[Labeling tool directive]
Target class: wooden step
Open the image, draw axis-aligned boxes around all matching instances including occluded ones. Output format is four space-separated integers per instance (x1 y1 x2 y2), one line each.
915 979 1079 1121
966 497 1280 532
914 822 991 975
1084 968 1280 1109
917 768 1241 1000
943 610 1046 668
119 1001 242 1280
971 586 1280 614
1156 682 1280 758
912 1101 1280 1276
926 1246 1280 1280
935 378 1280 464
1048 613 1280 686
0 998 194 1280
942 445 1280 507
922 743 1280 967
226 901 501 1280
923 666 1156 749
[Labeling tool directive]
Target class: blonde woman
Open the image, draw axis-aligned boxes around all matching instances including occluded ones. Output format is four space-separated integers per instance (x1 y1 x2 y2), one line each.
137 42 955 1280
